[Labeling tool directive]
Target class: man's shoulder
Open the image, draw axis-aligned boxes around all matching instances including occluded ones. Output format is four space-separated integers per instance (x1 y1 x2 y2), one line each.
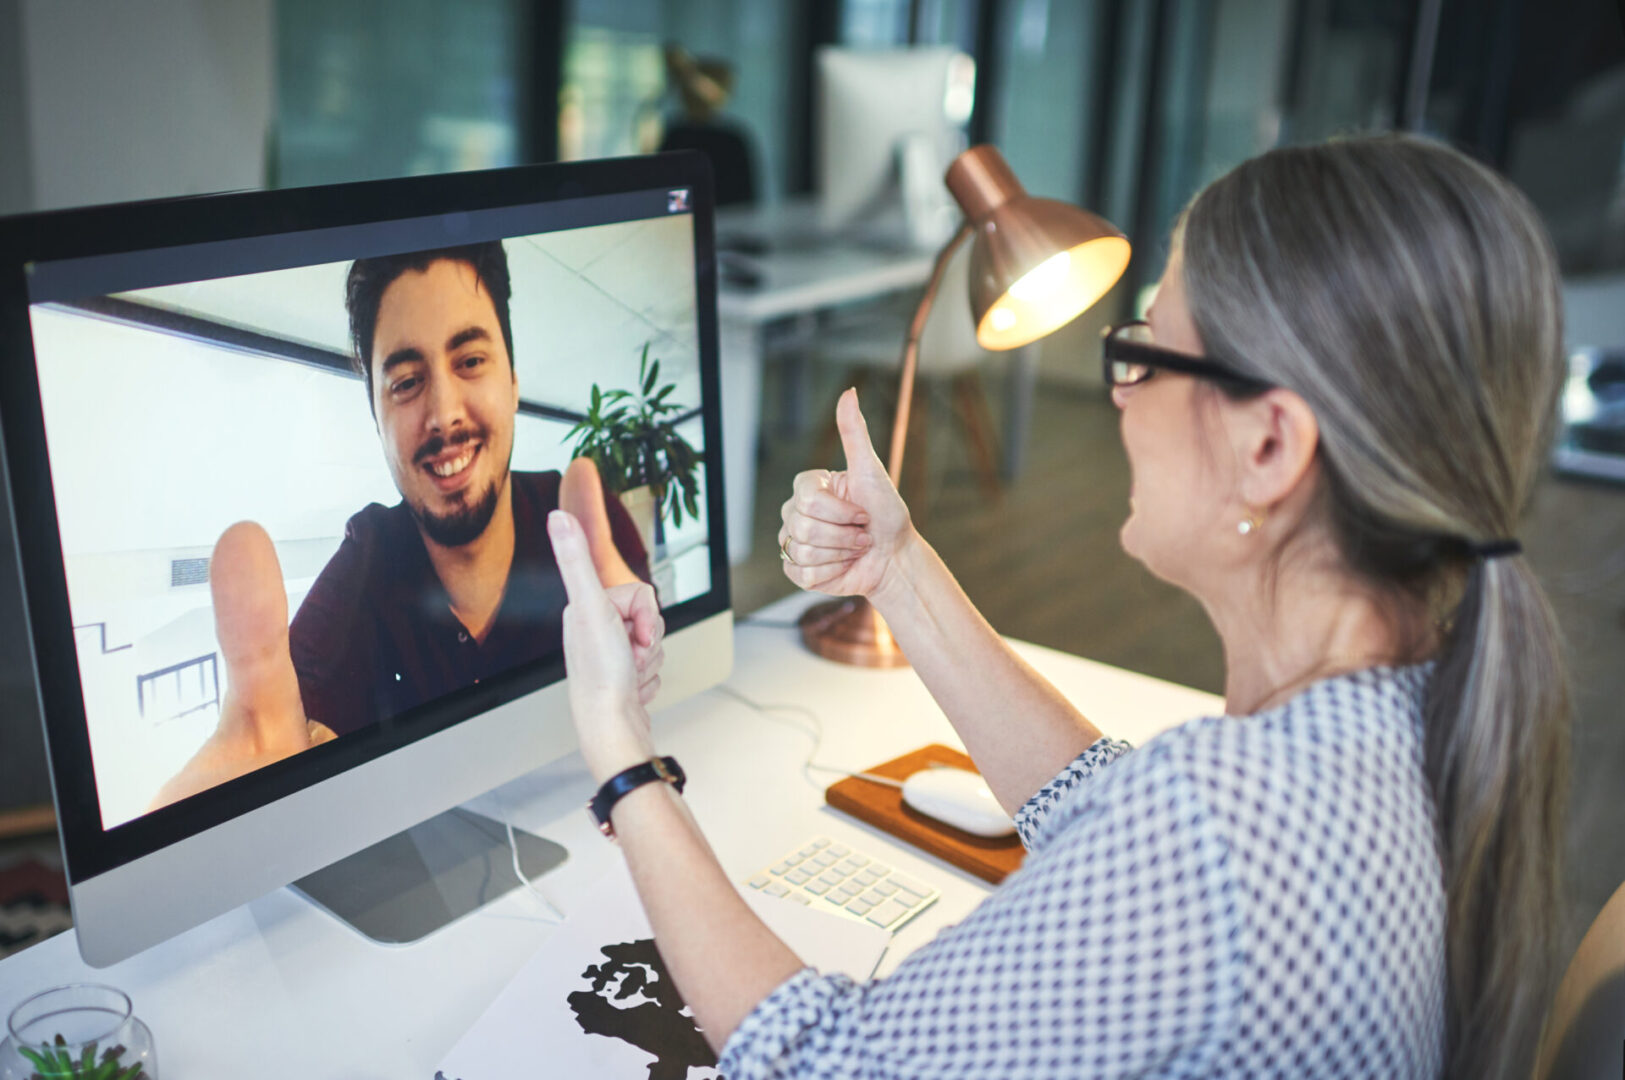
511 469 564 509
298 500 414 608
343 499 412 546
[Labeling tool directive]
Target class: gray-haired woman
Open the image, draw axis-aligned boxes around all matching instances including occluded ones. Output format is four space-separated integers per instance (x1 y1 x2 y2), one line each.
549 133 1569 1079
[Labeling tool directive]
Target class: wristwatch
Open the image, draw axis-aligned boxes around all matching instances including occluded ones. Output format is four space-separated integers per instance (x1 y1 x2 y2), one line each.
587 756 686 840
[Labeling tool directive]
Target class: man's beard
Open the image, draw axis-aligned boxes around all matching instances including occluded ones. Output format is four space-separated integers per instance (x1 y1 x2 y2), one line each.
407 427 510 547
412 476 504 547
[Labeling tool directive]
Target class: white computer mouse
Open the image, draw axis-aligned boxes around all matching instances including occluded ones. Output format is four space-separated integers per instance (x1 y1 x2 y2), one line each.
900 767 1017 838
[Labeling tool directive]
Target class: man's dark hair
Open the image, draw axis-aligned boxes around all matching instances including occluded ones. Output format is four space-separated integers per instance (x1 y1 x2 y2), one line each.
344 241 515 405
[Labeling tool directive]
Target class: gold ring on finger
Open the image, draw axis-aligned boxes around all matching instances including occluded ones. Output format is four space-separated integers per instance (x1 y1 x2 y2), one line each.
779 535 798 565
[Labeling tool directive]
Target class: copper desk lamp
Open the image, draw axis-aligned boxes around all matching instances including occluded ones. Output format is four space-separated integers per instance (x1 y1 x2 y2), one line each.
799 144 1132 667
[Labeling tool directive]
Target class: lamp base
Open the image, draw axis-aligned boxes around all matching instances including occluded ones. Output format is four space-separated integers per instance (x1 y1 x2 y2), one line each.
798 597 910 668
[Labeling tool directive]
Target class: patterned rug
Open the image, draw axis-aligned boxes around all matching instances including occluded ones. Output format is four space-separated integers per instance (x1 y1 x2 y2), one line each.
0 858 72 959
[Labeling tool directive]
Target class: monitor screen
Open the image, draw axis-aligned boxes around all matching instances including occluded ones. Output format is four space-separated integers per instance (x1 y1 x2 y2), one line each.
0 155 730 959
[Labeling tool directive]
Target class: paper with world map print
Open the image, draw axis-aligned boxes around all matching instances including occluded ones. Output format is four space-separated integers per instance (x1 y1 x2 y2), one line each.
435 860 890 1080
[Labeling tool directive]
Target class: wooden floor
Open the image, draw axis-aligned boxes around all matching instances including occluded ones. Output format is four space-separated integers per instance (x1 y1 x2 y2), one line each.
734 363 1625 953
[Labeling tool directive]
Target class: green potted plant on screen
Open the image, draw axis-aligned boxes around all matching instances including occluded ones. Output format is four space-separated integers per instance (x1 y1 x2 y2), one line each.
564 343 702 551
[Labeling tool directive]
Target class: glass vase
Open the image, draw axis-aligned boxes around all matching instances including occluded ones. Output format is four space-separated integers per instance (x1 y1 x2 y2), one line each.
0 984 157 1080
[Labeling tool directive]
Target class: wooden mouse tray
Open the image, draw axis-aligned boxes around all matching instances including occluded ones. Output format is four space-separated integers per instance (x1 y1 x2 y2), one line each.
824 744 1024 885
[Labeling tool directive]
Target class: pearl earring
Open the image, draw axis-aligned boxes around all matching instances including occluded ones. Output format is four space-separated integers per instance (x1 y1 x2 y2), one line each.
1237 511 1264 535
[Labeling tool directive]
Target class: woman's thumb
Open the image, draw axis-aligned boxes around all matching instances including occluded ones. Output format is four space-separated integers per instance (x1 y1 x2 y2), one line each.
836 388 887 478
549 510 611 609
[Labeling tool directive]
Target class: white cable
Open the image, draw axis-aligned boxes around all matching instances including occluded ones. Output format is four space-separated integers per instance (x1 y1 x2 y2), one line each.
505 820 567 924
713 683 910 791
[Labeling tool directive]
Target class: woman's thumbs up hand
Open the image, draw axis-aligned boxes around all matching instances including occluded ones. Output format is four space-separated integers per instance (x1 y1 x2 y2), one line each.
778 389 916 602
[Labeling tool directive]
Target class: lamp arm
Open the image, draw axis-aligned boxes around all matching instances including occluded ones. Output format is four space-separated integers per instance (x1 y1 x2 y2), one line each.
887 222 973 487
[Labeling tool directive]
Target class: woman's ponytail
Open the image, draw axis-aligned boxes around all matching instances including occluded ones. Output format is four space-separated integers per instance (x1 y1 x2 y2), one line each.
1424 556 1570 1078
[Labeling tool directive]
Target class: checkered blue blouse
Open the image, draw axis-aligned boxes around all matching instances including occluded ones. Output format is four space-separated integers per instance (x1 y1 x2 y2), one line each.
719 664 1447 1078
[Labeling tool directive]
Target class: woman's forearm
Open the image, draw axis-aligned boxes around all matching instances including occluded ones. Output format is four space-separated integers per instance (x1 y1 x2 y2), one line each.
611 779 805 1054
870 533 1104 813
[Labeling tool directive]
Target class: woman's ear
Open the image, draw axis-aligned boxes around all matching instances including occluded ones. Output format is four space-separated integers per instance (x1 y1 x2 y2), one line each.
1230 387 1320 510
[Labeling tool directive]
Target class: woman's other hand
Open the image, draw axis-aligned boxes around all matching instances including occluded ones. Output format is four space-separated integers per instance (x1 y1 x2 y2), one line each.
607 578 666 707
780 388 914 600
550 509 659 783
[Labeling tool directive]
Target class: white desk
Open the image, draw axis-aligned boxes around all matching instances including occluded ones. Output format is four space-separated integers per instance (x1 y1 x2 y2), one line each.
0 593 1222 1077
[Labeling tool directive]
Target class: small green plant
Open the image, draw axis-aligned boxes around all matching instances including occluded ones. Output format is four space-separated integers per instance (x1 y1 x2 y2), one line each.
564 343 702 541
16 1035 145 1080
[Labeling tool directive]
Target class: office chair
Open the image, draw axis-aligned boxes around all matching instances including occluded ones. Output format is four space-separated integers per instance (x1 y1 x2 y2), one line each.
1535 879 1625 1079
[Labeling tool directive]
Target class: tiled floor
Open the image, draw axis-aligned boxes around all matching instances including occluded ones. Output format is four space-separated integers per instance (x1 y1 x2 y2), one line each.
735 362 1625 955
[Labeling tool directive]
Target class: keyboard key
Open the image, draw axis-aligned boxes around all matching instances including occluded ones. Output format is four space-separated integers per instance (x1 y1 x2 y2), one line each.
891 874 931 897
743 837 942 936
866 898 911 928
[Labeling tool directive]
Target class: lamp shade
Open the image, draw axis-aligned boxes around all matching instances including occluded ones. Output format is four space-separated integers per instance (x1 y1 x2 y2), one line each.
945 145 1130 351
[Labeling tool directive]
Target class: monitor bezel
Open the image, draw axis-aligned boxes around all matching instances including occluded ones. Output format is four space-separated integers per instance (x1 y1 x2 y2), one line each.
0 152 726 884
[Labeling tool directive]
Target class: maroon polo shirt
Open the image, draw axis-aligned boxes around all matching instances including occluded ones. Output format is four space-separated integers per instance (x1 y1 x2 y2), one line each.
288 470 649 736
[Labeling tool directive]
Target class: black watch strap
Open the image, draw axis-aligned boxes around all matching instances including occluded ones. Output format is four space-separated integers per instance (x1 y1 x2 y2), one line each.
587 756 686 840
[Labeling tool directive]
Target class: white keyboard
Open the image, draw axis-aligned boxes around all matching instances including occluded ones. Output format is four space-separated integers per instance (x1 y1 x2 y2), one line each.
744 836 940 932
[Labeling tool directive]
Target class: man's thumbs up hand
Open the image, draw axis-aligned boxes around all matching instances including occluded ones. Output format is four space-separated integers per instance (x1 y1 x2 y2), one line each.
149 522 330 812
778 388 915 602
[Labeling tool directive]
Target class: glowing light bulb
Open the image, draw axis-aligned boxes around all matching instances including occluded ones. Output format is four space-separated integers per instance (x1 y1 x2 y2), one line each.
989 307 1017 332
1008 250 1072 302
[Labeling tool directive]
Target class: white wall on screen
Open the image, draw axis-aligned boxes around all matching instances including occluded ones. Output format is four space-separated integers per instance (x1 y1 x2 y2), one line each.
31 306 398 556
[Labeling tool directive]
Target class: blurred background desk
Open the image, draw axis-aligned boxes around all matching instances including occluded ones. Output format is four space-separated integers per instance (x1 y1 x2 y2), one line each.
0 593 1221 1078
715 198 1041 562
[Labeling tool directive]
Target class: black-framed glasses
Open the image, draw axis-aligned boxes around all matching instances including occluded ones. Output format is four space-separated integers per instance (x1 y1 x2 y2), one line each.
1101 320 1272 393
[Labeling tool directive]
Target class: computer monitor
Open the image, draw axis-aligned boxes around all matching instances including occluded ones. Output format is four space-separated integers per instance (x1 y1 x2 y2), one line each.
816 46 976 243
0 153 733 966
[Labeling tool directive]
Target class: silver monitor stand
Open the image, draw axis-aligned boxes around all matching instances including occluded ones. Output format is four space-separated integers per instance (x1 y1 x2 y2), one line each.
289 807 567 944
